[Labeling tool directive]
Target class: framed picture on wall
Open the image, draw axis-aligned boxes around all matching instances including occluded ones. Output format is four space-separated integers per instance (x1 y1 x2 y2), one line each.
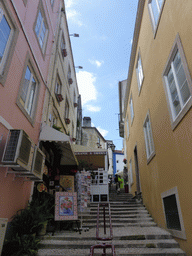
55 192 78 221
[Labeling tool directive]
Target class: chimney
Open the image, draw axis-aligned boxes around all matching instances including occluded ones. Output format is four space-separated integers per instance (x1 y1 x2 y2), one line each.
83 117 91 127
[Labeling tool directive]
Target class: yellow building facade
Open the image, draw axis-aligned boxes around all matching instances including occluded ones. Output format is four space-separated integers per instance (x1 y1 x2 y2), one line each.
124 0 192 254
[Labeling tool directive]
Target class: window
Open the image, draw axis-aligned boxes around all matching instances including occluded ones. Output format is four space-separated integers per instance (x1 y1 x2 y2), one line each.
34 2 48 53
126 117 129 138
161 187 186 239
17 57 40 124
51 111 57 126
67 65 73 85
60 34 66 58
143 112 155 162
65 98 69 119
129 95 134 123
0 2 18 84
148 0 165 34
55 76 63 102
136 53 144 91
0 8 11 66
50 0 55 8
22 0 28 6
163 35 192 130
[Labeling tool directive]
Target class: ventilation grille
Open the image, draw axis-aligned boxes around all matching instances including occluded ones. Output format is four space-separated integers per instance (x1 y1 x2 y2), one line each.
19 131 32 165
3 130 20 162
33 149 44 176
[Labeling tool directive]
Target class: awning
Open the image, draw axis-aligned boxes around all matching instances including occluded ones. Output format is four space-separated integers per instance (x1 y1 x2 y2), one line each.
39 124 78 166
72 144 108 169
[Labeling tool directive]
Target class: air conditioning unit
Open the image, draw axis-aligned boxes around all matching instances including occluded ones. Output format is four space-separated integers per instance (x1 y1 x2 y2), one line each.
18 146 45 181
1 129 34 171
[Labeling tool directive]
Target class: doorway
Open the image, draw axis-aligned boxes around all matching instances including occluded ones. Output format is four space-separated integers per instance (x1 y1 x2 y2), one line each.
134 145 141 194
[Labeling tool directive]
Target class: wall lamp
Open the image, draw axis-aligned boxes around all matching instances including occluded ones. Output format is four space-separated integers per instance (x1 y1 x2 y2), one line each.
69 33 79 37
75 66 83 69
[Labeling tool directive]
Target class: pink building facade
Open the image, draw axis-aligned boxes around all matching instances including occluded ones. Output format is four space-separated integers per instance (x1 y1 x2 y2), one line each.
0 0 61 221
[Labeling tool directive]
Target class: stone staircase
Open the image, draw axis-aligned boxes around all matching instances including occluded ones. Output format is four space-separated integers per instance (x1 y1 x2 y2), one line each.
37 186 186 255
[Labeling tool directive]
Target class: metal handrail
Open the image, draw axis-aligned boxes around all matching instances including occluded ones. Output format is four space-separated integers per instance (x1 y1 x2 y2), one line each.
96 203 113 241
90 202 116 256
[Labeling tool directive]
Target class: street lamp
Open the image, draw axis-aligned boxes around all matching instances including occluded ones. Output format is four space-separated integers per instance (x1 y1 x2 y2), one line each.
75 66 83 69
69 33 79 37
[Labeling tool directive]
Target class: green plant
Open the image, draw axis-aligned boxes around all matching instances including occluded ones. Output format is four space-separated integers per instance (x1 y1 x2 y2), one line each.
2 233 41 256
30 190 55 223
52 124 62 132
10 208 43 236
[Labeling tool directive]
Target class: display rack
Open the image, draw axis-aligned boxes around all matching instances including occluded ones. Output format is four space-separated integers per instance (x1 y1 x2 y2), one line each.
75 170 91 232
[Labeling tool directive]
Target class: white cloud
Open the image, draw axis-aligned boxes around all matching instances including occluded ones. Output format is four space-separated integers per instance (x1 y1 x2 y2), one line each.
97 126 109 137
89 59 104 68
76 71 98 105
65 0 74 8
66 9 83 27
86 105 101 112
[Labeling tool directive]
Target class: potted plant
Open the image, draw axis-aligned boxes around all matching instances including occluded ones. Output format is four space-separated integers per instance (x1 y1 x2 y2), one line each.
123 158 127 164
56 93 63 102
65 118 70 124
68 78 73 85
29 189 55 236
2 207 42 256
62 48 67 57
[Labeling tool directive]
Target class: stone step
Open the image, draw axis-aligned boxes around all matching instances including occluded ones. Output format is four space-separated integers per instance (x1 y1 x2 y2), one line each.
90 204 145 211
83 217 154 223
39 238 180 249
37 247 186 256
82 214 151 220
83 222 157 228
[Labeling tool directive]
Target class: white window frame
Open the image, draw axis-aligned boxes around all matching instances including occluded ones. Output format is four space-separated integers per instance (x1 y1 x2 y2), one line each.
21 66 37 116
143 112 155 163
34 2 48 54
136 52 144 92
65 98 69 119
60 33 66 58
129 95 134 124
148 0 165 36
50 0 55 8
0 4 14 77
162 34 192 130
161 187 186 240
55 76 62 95
17 56 40 125
126 117 129 139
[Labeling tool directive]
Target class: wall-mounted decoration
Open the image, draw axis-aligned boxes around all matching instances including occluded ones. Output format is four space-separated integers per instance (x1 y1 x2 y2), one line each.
60 175 74 192
55 192 78 220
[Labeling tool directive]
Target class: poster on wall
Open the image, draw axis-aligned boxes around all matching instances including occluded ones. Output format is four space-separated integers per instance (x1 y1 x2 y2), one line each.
60 175 74 192
55 192 78 221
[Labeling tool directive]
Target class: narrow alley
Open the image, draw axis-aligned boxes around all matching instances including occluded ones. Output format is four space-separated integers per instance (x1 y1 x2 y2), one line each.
37 185 186 256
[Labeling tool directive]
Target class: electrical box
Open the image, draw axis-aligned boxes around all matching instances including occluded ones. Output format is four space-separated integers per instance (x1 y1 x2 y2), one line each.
0 218 8 255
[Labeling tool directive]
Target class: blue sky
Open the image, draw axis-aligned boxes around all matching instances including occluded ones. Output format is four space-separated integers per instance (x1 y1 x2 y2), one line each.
65 0 138 150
